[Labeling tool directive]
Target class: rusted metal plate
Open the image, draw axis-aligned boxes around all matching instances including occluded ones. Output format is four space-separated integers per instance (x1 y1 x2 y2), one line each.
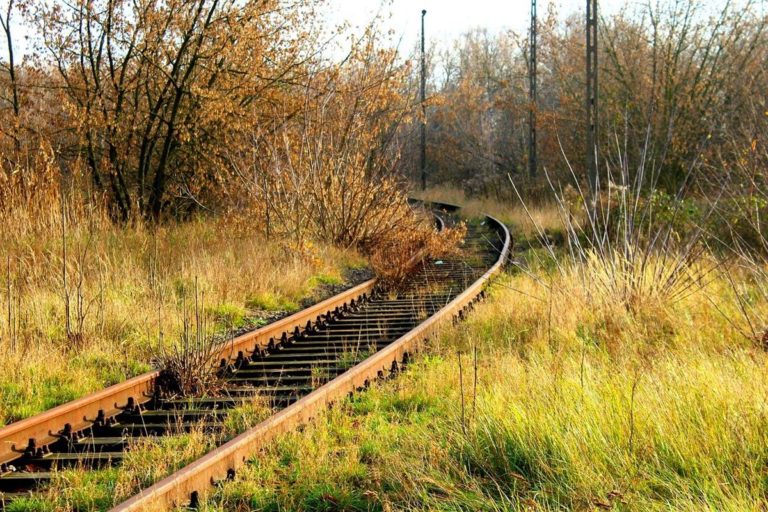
110 216 510 511
0 279 377 467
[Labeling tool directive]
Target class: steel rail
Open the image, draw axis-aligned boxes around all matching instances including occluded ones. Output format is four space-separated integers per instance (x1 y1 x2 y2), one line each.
0 200 443 471
0 278 377 468
111 213 511 511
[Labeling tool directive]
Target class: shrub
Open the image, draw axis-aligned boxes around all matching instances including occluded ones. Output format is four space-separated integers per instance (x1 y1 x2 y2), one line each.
154 281 223 398
368 209 466 286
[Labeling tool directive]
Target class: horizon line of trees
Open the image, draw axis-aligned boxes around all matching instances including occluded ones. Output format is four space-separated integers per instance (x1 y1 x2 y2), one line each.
407 0 767 201
1 0 767 225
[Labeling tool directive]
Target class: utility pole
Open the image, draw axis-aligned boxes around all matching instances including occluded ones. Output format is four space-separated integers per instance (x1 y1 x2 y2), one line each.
528 0 538 178
420 9 427 191
586 0 599 200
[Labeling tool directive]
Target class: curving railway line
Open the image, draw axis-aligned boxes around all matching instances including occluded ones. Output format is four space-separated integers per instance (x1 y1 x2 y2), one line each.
0 202 511 511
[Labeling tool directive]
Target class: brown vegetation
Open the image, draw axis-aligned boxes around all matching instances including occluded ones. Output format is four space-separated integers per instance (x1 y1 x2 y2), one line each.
412 1 767 201
0 1 438 252
0 0 455 422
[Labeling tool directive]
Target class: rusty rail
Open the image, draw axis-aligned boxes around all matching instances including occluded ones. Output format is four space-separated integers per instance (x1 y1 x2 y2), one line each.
0 279 377 468
111 213 511 511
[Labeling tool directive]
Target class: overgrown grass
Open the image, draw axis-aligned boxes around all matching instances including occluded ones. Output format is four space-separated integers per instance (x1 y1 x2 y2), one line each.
6 193 765 510
195 251 768 511
0 210 366 426
415 186 564 239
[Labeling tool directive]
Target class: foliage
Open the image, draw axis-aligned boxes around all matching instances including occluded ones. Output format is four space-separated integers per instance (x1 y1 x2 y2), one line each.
408 1 768 200
369 210 466 286
26 0 322 220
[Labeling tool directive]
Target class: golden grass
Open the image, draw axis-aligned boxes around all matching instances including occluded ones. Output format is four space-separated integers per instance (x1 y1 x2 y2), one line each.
414 185 564 238
0 205 365 426
192 243 768 510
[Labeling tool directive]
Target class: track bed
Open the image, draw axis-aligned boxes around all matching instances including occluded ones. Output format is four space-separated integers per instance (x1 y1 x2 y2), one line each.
0 206 510 510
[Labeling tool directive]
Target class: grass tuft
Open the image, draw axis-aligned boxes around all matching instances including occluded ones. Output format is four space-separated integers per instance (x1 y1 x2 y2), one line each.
245 292 300 313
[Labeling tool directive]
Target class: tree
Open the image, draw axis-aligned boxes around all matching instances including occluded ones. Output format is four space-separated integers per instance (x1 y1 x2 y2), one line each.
36 0 321 220
0 0 21 158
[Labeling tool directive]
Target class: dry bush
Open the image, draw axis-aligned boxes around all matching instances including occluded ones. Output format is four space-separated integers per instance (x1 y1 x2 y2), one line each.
368 208 466 286
510 131 715 314
155 333 222 399
153 279 224 399
225 27 464 280
257 39 412 248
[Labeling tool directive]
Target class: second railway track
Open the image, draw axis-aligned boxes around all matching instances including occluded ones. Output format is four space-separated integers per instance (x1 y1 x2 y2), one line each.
0 203 511 511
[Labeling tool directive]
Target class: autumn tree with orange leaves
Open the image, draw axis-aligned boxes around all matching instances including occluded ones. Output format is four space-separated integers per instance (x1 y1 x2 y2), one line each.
416 1 768 200
31 0 326 221
1 0 458 268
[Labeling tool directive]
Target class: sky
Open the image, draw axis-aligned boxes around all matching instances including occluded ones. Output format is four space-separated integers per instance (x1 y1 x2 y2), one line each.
323 0 749 58
324 0 625 55
1 0 750 60
0 1 629 60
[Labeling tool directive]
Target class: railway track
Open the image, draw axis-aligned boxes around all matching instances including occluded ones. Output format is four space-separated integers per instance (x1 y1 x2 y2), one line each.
0 203 510 511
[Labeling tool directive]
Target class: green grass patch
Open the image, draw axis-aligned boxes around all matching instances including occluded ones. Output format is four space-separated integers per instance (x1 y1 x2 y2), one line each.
206 302 248 329
245 292 300 312
309 273 343 287
3 496 54 512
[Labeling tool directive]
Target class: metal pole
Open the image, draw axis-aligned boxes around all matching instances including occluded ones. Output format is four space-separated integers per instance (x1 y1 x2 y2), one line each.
528 0 538 178
586 0 599 199
420 9 427 191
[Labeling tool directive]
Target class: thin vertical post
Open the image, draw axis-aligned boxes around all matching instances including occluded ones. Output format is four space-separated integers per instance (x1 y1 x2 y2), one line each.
264 171 270 239
586 0 599 199
420 9 427 191
528 0 538 178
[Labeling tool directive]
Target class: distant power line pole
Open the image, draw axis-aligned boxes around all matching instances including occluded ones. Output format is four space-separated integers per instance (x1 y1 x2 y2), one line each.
586 0 599 199
420 9 427 191
528 0 538 179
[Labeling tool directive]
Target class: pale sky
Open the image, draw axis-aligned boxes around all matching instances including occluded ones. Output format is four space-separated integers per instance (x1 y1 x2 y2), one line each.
323 0 747 57
1 0 751 60
325 0 625 55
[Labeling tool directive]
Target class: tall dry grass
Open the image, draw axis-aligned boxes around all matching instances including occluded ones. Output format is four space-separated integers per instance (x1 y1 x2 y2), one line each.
194 255 768 511
0 184 365 426
415 186 563 238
